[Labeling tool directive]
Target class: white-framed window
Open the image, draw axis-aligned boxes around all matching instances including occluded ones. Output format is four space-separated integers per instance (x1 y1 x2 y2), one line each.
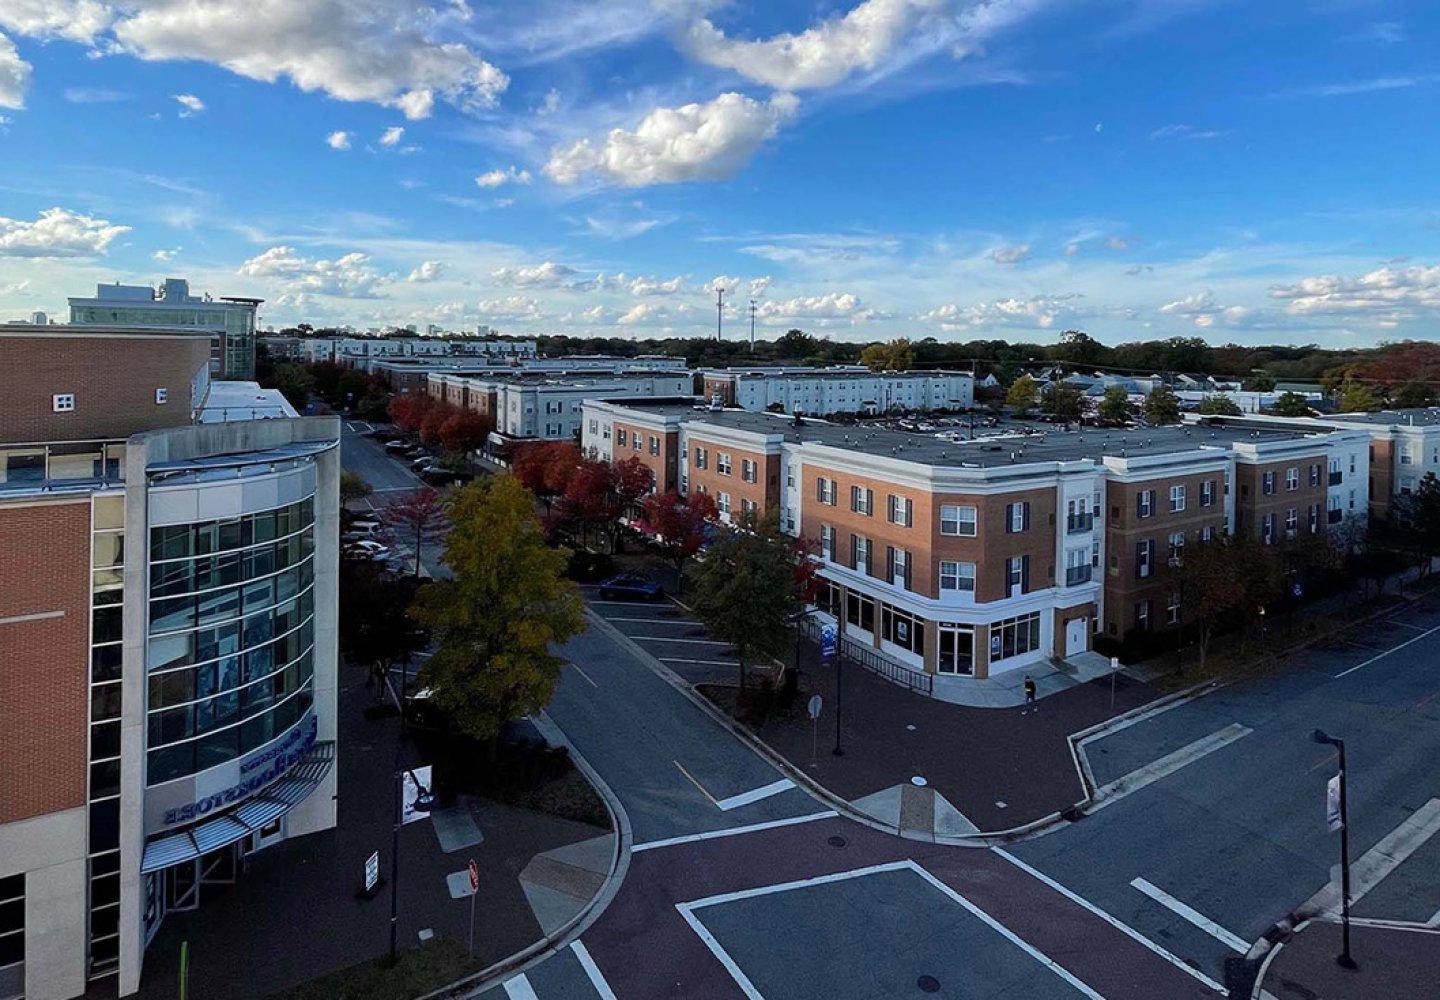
1168 531 1185 562
887 494 913 527
851 486 873 515
1006 554 1029 593
1136 539 1155 579
1169 484 1186 512
817 477 836 505
717 491 731 516
1006 501 1030 533
1136 599 1151 631
650 436 661 456
1309 504 1320 533
1137 490 1154 518
851 534 871 574
741 498 758 516
155 387 169 405
1091 540 1101 567
1166 592 1181 626
741 458 757 482
939 560 976 592
694 446 708 470
717 452 732 475
1286 507 1299 532
991 612 1041 661
1262 512 1276 544
820 524 835 560
616 428 627 447
1286 467 1299 491
632 434 642 451
1200 524 1216 542
52 393 75 412
1262 471 1276 495
1310 463 1321 487
940 504 977 536
1201 479 1215 507
887 547 910 589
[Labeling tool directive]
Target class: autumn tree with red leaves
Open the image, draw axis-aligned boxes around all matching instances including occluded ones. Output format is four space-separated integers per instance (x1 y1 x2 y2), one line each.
438 409 493 454
641 490 717 591
556 460 621 548
382 487 449 577
512 441 583 510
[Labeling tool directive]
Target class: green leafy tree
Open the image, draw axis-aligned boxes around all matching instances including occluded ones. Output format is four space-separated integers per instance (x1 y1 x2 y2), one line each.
1197 395 1243 416
1142 385 1182 425
690 514 807 714
860 338 916 373
266 363 315 410
1054 329 1105 366
1242 374 1276 392
339 559 427 699
1392 381 1437 409
1005 374 1039 414
1041 381 1085 422
411 476 584 742
1336 379 1381 413
1097 384 1132 424
1270 392 1314 418
1393 472 1440 576
340 471 373 506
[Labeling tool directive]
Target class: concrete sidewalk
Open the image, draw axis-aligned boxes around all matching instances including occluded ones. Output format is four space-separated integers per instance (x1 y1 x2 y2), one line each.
1256 920 1440 1000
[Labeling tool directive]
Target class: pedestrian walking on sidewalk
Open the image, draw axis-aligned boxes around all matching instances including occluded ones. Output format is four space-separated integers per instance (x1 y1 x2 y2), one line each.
1022 675 1037 714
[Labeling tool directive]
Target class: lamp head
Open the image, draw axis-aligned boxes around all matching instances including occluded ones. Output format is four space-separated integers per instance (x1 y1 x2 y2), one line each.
1311 728 1336 747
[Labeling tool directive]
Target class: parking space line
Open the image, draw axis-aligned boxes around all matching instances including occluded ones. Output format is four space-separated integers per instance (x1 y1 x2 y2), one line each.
566 662 598 687
993 848 1229 995
603 617 693 624
635 636 732 646
570 941 618 1000
661 658 737 667
1091 724 1252 811
715 779 795 811
633 811 838 853
502 973 540 1000
1386 619 1428 632
674 760 720 806
1335 623 1440 678
1130 877 1249 953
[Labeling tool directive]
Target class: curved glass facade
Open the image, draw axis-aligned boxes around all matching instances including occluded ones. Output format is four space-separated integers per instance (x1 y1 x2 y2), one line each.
145 496 316 784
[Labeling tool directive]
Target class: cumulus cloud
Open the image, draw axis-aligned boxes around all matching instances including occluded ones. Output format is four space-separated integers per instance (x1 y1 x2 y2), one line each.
618 302 665 325
20 0 508 120
0 32 31 110
680 0 943 91
490 261 578 288
987 242 1031 264
379 125 405 147
406 260 444 282
475 165 532 188
476 296 543 320
239 245 389 298
545 91 798 187
153 247 180 261
918 294 1088 331
757 292 867 321
326 130 352 150
0 206 130 257
1157 290 1250 327
173 92 205 115
621 274 685 296
1270 263 1440 319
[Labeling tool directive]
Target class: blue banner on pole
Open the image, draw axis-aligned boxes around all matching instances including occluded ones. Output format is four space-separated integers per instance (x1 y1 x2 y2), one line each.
820 624 838 661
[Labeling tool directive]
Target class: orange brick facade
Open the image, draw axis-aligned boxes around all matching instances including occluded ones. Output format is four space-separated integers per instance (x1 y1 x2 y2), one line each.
0 497 92 823
0 332 209 442
685 432 781 516
1233 455 1328 542
614 420 681 492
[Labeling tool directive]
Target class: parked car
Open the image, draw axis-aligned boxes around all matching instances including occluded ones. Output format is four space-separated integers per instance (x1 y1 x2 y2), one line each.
344 539 392 560
566 550 616 583
596 573 664 601
421 467 473 487
344 518 383 538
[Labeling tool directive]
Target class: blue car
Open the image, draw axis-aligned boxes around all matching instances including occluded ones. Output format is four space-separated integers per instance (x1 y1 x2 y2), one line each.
597 574 664 601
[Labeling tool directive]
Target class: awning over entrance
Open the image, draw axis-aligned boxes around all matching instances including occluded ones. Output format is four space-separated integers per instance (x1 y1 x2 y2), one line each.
141 742 335 874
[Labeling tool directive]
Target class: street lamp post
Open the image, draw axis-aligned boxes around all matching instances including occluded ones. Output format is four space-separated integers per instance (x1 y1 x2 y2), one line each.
387 739 433 966
1312 728 1357 970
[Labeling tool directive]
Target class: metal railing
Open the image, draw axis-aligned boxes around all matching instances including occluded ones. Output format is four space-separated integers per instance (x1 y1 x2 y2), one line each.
1066 513 1094 534
1329 471 1343 486
800 617 933 696
1065 565 1092 586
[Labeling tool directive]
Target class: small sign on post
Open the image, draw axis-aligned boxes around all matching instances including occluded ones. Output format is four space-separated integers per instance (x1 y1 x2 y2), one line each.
467 859 480 955
820 624 837 662
1326 773 1344 832
365 851 380 893
807 694 823 763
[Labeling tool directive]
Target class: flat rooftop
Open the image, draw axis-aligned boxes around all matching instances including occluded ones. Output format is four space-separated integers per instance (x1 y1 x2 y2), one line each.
1323 408 1440 428
678 409 1331 468
722 369 974 382
198 382 297 423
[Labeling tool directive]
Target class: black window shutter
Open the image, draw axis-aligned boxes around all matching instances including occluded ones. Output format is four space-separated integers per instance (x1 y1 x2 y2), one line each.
1023 502 1031 530
1021 555 1030 592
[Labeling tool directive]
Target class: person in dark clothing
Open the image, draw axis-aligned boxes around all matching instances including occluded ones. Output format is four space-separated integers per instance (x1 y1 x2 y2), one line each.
1023 675 1038 713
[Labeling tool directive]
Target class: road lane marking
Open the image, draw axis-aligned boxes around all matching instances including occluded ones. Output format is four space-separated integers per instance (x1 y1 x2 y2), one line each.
566 662 598 687
1091 724 1252 811
632 811 838 852
1334 623 1440 678
570 941 618 1000
674 760 720 806
635 636 732 646
1386 619 1428 632
678 860 1105 1000
661 658 738 667
502 974 539 1000
715 778 795 812
1130 877 1249 953
993 848 1228 995
1299 798 1440 918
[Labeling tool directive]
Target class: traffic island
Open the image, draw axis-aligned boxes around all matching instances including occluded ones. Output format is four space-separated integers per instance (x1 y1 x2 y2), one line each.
1255 920 1440 1000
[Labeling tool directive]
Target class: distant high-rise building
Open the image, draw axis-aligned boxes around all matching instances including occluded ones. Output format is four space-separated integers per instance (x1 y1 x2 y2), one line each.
30 311 47 325
68 279 262 380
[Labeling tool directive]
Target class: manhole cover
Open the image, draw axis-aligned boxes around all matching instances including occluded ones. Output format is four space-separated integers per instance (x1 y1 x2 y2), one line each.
917 975 941 993
827 836 847 848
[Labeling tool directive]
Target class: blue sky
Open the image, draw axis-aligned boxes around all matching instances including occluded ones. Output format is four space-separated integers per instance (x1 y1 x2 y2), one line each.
1 0 1438 345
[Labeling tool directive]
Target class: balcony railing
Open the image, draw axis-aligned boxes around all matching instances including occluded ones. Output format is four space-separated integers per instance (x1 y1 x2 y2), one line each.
1065 565 1092 586
1328 508 1343 524
1066 513 1094 534
1329 471 1343 486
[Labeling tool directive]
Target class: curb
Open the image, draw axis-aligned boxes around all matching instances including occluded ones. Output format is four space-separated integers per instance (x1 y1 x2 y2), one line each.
418 709 633 1000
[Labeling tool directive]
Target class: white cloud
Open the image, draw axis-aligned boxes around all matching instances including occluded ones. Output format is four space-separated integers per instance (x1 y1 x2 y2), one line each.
327 130 352 150
379 125 405 147
1158 290 1252 328
476 296 543 320
153 247 180 261
538 87 561 116
679 0 943 91
987 242 1031 264
406 260 444 282
624 274 684 296
0 1 113 44
1149 123 1225 140
101 0 507 119
0 32 31 110
63 86 130 103
0 206 130 257
918 294 1088 331
618 302 663 325
545 91 798 187
238 245 389 298
1270 263 1440 319
757 292 866 321
475 165 532 188
1272 75 1439 99
490 260 578 288
173 92 205 115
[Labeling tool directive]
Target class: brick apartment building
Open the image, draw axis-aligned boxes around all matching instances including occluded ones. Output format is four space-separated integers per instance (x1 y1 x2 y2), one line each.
583 399 1369 698
0 326 339 999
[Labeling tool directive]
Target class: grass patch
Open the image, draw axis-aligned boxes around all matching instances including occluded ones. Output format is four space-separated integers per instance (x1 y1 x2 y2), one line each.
266 937 481 1000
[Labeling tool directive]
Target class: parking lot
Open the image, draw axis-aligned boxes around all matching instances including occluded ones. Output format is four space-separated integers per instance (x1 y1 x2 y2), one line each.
581 584 751 688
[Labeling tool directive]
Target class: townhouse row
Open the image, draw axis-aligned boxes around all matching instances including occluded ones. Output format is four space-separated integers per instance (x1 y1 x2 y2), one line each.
582 399 1371 699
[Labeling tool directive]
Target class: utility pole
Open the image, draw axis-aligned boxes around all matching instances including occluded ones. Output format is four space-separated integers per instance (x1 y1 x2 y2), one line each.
1312 729 1357 970
715 286 725 341
749 298 757 351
